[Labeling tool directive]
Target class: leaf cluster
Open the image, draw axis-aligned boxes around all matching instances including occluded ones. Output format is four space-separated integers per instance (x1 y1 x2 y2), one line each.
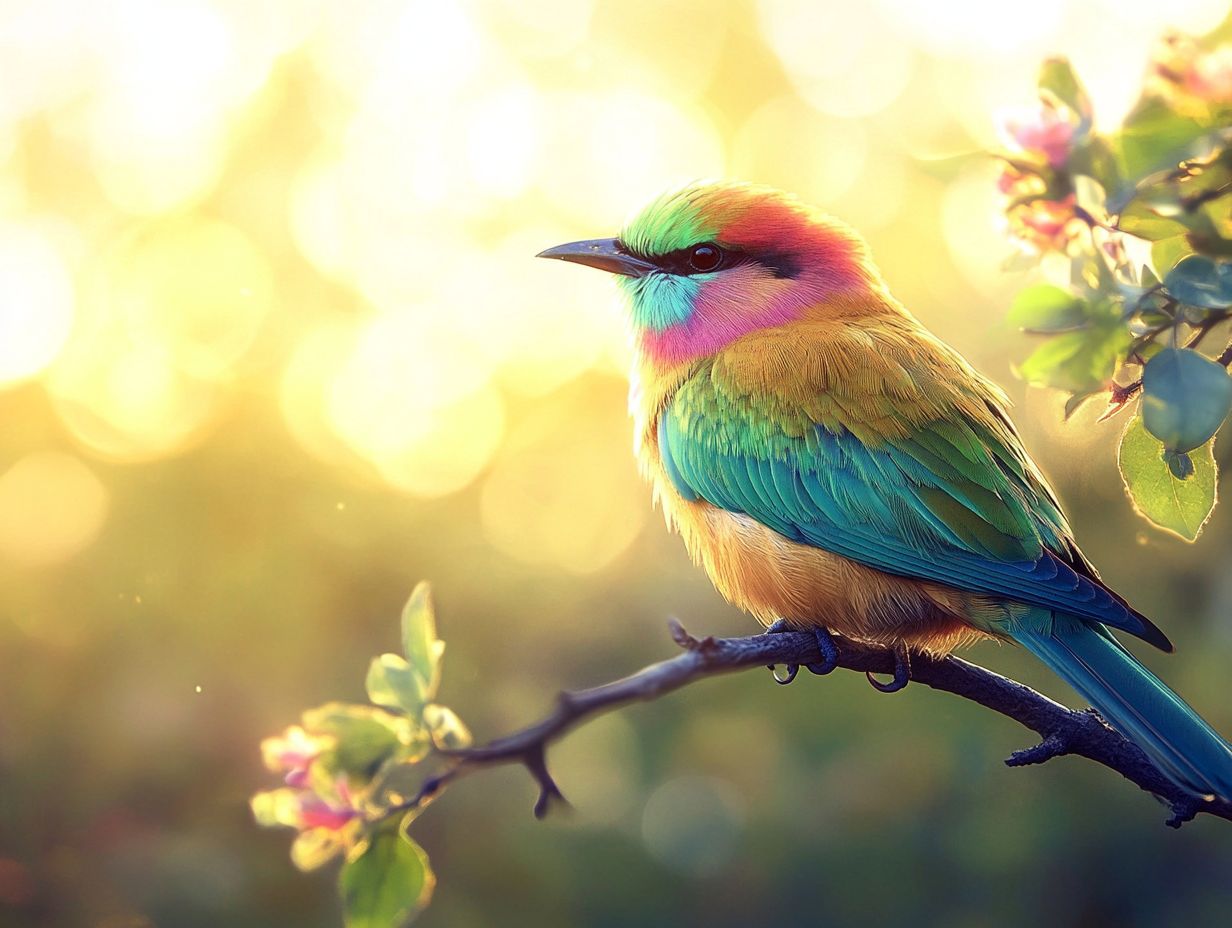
252 584 464 927
999 20 1232 540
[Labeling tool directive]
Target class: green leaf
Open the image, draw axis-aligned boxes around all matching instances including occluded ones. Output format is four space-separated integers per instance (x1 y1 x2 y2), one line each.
1118 415 1217 541
423 704 472 750
1150 234 1195 281
1141 347 1232 452
1175 149 1232 207
1038 57 1093 129
1008 283 1086 332
1117 199 1189 242
401 583 444 704
1070 137 1122 194
1116 98 1209 181
1163 254 1232 309
366 654 430 716
1016 307 1131 392
302 703 406 779
340 830 434 928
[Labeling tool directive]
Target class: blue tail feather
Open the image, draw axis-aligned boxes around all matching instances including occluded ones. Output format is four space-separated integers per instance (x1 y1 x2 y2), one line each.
1011 612 1232 802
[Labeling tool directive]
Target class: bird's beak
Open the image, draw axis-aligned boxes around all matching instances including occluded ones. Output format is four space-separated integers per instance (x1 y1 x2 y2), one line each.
536 238 657 278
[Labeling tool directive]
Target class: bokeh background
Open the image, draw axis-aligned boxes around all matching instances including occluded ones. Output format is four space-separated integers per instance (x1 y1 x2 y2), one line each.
3 1 1232 926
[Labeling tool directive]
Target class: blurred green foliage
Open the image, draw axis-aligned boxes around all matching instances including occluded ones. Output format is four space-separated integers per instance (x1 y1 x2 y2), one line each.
997 18 1232 541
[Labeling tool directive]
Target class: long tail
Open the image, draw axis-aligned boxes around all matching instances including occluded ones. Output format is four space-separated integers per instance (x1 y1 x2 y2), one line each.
1010 612 1232 802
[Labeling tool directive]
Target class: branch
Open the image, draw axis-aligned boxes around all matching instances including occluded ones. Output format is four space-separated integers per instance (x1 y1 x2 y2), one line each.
1099 320 1229 422
400 622 1232 829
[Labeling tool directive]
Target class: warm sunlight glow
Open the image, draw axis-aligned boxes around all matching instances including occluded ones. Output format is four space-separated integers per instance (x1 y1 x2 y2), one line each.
2 0 1225 498
0 452 108 567
0 223 75 388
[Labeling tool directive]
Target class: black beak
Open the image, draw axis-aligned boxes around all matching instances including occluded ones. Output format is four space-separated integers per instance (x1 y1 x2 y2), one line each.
536 238 657 278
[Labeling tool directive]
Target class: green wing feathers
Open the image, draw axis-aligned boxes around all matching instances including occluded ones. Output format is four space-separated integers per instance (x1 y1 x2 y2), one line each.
662 337 1171 649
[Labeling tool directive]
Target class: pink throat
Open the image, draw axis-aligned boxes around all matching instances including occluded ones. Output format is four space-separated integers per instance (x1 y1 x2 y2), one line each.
636 264 861 368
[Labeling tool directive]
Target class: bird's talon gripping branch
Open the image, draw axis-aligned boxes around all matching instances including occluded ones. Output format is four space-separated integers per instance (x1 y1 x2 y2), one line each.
805 627 839 676
866 641 911 693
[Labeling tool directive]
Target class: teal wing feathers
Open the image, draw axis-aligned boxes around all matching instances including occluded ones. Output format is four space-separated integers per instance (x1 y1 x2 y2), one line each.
657 372 1171 651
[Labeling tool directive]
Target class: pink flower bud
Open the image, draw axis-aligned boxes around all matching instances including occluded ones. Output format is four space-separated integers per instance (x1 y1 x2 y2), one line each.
1001 102 1078 169
261 726 331 790
298 795 360 832
997 165 1045 198
1185 46 1232 102
1008 195 1079 254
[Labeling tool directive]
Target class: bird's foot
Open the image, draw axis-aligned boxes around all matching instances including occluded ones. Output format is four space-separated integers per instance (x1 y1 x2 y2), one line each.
805 627 838 676
763 619 799 684
763 621 838 683
866 640 911 693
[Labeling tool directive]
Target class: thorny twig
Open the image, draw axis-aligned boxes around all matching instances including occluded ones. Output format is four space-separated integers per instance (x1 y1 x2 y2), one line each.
392 622 1232 829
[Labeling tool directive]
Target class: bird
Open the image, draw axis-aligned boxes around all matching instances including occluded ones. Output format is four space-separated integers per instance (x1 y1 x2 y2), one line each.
538 179 1232 805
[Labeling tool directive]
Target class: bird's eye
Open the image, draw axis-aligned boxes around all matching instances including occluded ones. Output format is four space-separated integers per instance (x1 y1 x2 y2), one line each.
688 243 723 273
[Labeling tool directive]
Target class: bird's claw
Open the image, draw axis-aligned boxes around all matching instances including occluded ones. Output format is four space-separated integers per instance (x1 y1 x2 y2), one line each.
805 627 838 675
866 640 911 693
764 619 798 683
764 621 838 682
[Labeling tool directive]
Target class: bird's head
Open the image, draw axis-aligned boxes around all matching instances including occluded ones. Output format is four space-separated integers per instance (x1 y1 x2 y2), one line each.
538 181 881 366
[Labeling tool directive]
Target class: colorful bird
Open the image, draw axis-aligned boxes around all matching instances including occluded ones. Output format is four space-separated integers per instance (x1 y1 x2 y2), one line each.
539 180 1232 804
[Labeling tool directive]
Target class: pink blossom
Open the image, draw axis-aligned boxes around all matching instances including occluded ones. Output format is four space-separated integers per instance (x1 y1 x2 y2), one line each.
261 725 331 788
997 164 1045 197
1185 45 1232 102
1008 195 1079 254
1001 102 1078 168
298 794 360 831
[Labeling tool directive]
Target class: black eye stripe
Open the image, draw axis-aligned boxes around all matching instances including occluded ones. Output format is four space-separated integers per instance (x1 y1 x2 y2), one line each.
616 241 800 279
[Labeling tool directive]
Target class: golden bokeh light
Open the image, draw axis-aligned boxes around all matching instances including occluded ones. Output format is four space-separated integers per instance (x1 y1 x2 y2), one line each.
0 452 108 567
72 0 280 214
940 161 1022 301
0 0 1225 500
480 384 648 574
325 311 507 498
50 339 219 461
104 218 274 379
475 0 595 60
757 1 916 119
536 90 727 227
0 222 75 387
46 216 270 461
730 96 869 209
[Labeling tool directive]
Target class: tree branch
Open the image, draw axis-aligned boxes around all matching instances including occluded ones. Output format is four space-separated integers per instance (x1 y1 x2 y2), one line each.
1099 318 1229 422
401 622 1232 829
